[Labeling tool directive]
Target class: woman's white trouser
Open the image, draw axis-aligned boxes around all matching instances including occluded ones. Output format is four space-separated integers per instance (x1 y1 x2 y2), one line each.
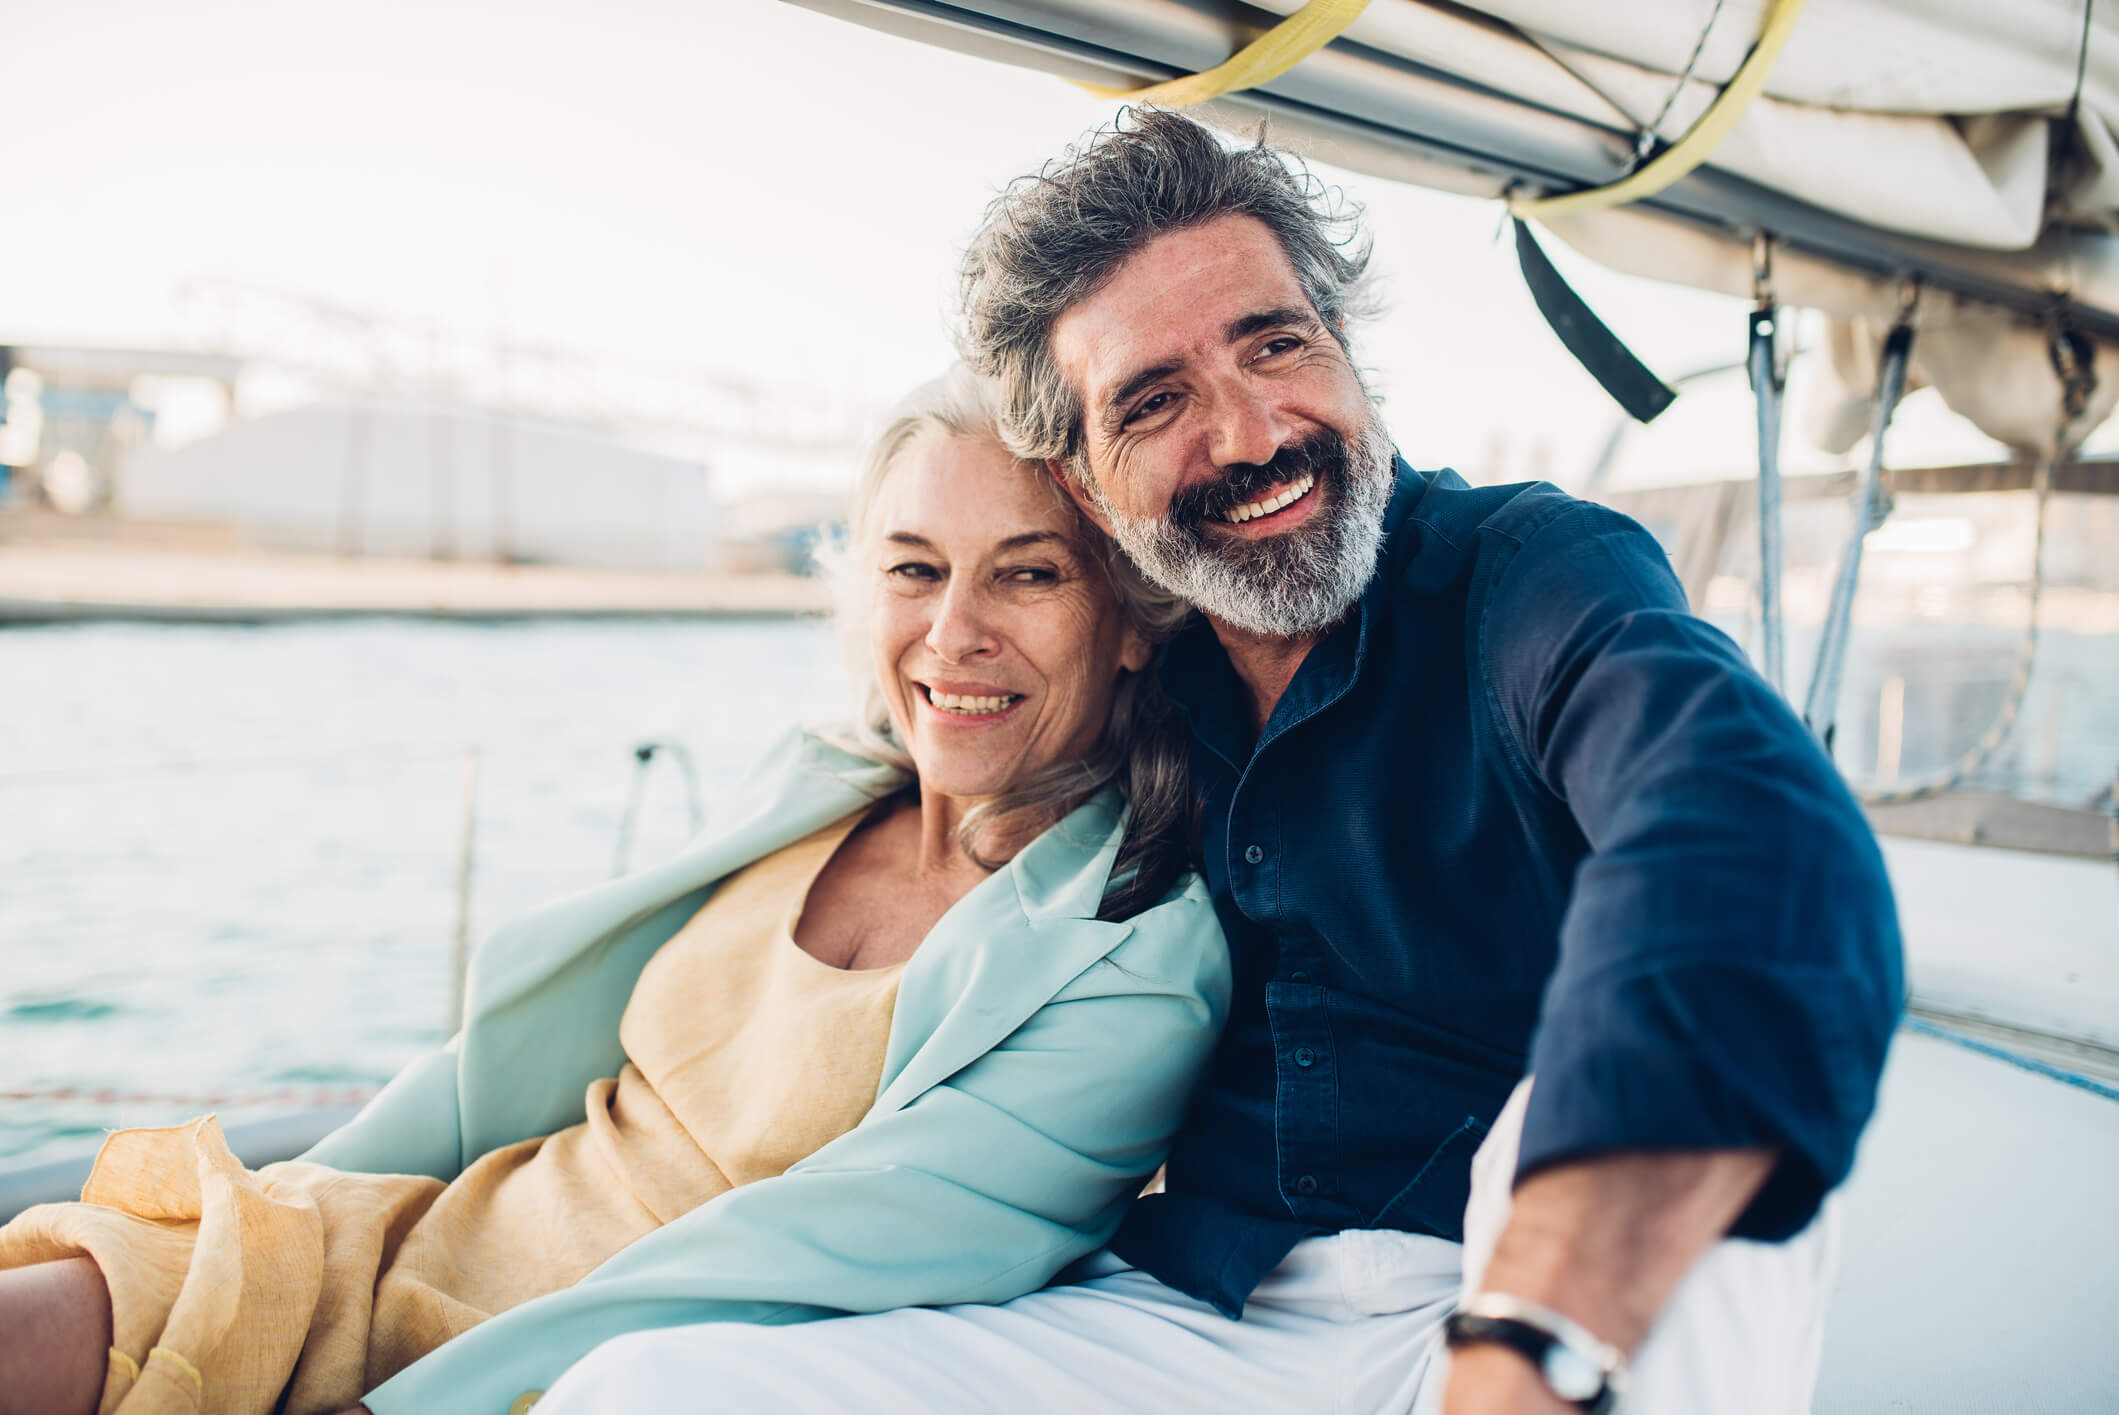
538 1082 1839 1414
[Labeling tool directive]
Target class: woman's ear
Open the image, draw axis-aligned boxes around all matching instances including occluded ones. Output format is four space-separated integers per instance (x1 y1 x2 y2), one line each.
1052 460 1114 535
1118 620 1153 675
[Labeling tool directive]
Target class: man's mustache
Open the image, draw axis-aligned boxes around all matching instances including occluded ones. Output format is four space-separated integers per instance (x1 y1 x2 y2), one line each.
1166 432 1347 534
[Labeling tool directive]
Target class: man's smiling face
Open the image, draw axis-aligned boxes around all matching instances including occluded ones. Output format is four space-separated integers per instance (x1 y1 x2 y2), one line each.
1047 213 1393 638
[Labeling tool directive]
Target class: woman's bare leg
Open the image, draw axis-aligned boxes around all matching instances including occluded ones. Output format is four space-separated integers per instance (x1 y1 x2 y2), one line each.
0 1256 112 1415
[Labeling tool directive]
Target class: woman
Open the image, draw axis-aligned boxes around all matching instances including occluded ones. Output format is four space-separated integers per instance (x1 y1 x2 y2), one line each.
0 367 1226 1415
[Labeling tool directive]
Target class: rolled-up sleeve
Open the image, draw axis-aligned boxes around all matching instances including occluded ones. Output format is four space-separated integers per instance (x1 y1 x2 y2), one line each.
1486 504 1903 1239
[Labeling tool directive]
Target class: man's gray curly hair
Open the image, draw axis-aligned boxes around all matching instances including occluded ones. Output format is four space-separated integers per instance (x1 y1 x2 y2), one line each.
957 107 1375 477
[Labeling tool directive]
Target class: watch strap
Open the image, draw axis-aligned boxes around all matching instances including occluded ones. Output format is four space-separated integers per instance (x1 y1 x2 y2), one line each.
1444 1295 1627 1415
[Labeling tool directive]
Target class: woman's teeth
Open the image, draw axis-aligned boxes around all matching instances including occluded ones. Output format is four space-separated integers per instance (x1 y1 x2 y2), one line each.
1219 474 1316 524
929 690 1020 715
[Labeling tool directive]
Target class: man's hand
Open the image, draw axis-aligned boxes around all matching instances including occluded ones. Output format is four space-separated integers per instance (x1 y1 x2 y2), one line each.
1441 1147 1774 1413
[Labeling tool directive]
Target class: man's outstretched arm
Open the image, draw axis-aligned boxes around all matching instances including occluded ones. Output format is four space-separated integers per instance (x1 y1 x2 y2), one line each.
1456 499 1903 1404
1444 1147 1773 1413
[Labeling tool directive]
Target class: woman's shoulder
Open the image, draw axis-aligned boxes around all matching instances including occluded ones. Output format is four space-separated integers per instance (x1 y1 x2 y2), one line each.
1088 869 1228 1000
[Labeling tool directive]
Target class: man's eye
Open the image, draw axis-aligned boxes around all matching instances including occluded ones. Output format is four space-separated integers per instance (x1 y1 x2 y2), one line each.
1125 391 1174 426
1261 336 1302 357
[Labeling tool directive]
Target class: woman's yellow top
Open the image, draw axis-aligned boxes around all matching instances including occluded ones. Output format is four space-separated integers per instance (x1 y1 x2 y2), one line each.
0 813 901 1415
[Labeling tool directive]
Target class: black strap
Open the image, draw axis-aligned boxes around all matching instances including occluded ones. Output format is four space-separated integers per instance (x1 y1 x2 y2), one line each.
1445 1312 1618 1415
1513 217 1677 424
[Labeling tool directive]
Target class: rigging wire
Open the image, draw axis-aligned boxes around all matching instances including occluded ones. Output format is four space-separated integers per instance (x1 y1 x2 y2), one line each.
1855 448 2056 805
1631 0 1732 170
1510 30 1651 136
2053 0 2097 315
1804 294 1917 744
1855 324 2096 807
1508 0 1805 222
1749 235 1787 695
1848 4 2107 833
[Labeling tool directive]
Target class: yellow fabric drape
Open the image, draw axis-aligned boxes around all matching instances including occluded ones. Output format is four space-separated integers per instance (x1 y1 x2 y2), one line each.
1075 0 1370 107
0 814 898 1415
1509 0 1809 221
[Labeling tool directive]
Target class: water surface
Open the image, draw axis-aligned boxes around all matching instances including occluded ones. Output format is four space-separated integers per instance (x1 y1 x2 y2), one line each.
1 617 844 1164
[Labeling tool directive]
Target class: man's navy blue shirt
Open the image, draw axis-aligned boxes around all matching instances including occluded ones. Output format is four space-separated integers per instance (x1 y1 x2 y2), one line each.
1109 461 1903 1319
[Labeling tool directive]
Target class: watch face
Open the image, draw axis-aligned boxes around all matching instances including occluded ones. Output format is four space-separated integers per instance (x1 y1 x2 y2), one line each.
1542 1344 1603 1402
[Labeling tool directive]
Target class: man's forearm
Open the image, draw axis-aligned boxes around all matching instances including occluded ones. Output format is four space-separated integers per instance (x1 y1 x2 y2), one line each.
1443 1147 1775 1413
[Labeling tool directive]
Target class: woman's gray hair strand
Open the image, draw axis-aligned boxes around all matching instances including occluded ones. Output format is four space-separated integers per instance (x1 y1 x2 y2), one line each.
819 364 1197 921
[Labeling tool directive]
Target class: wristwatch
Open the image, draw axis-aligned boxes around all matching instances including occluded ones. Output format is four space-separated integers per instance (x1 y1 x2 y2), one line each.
1443 1292 1629 1414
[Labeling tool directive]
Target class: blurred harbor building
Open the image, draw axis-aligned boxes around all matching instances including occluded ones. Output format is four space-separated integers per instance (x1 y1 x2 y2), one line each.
0 286 868 575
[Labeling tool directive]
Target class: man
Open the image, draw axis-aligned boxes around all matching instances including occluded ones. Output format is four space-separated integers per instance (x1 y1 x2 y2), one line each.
545 110 1901 1413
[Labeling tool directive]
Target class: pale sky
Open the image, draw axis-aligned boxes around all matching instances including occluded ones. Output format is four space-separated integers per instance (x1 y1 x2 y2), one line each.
3 0 2012 493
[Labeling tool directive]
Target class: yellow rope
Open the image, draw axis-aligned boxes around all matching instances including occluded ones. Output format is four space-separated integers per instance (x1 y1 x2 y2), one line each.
1075 0 1371 107
1510 0 1807 221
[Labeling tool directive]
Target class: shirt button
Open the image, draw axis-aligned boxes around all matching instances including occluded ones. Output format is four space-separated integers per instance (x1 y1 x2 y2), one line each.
1295 1174 1319 1196
1290 971 1309 983
1293 1047 1316 1067
1244 844 1265 865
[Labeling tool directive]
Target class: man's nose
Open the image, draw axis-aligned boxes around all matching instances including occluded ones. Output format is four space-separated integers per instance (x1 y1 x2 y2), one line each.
925 580 999 662
1206 389 1294 472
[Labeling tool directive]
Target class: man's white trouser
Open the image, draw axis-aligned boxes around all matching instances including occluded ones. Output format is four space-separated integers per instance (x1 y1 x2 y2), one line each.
538 1083 1839 1413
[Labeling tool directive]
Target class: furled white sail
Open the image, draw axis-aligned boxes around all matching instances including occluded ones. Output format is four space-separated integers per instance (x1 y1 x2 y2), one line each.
790 0 2119 448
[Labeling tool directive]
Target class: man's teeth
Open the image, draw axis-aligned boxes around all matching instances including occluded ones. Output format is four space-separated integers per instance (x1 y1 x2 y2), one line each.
1219 474 1316 524
929 691 1020 715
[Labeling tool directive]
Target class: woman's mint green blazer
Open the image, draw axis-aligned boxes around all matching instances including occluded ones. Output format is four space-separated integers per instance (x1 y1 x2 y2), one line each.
299 727 1230 1415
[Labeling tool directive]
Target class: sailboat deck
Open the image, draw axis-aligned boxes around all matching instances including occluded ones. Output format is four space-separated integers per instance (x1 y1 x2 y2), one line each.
1818 1026 2119 1411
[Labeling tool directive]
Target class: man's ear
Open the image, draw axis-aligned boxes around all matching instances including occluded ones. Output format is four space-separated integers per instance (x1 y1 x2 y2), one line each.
1050 459 1114 535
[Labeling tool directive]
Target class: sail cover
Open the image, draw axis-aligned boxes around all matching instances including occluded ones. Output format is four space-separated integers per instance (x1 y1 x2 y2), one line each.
788 0 2119 448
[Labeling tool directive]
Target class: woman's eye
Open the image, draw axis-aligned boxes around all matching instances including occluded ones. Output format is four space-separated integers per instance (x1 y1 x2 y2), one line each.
1003 566 1057 584
886 562 939 581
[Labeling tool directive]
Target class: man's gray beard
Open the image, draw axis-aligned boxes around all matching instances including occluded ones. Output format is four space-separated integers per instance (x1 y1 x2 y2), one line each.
1092 418 1395 638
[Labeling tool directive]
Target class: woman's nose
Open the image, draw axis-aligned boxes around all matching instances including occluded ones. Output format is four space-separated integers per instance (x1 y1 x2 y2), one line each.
924 581 999 661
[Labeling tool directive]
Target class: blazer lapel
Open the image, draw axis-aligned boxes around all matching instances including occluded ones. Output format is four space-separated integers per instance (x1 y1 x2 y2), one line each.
871 791 1136 1116
451 731 909 1154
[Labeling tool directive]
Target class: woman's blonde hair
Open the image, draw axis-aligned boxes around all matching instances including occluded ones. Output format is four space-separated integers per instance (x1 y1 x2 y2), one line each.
820 364 1195 920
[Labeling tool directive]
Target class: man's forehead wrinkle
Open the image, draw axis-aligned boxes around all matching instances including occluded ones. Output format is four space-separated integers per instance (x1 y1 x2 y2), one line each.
1088 301 1314 427
1226 305 1321 343
1058 216 1315 439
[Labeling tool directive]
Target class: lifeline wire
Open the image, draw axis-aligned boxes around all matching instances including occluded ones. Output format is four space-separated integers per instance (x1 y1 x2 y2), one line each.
1856 323 2095 805
1857 447 2056 806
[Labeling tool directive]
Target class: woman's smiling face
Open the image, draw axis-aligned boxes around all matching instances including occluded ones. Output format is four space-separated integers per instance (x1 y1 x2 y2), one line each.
869 431 1149 807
